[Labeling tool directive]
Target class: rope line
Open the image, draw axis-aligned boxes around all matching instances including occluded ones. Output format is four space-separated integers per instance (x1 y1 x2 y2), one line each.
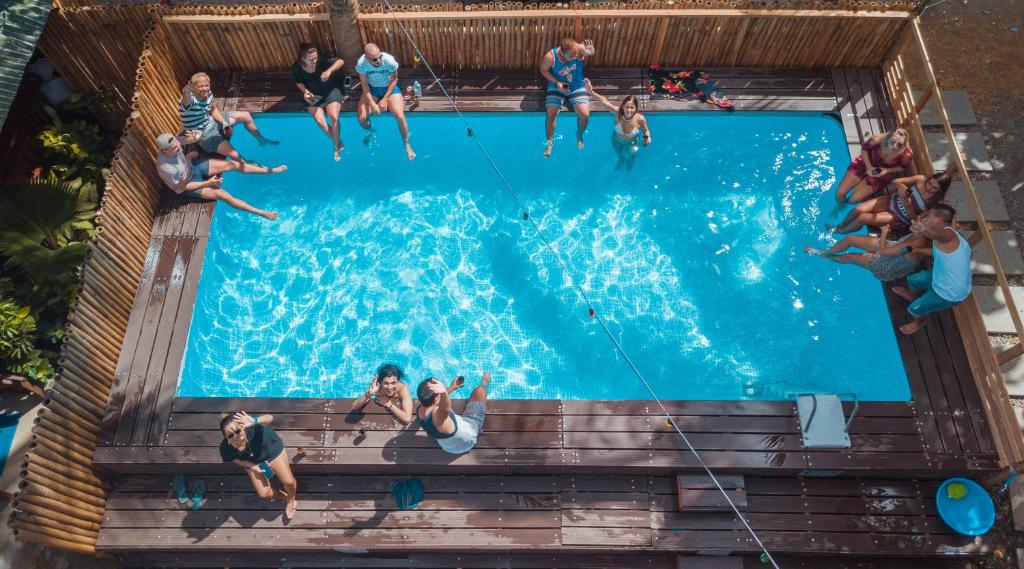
378 2 781 566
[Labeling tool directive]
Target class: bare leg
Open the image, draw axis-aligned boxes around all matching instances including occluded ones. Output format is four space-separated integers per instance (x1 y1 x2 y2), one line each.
209 158 286 176
231 111 278 145
829 252 873 269
544 106 558 158
900 316 928 335
245 468 278 501
834 170 863 203
891 286 924 302
195 188 277 220
307 107 331 138
574 103 590 150
470 372 491 404
847 179 878 204
326 102 343 160
268 451 298 520
387 93 415 160
215 140 246 163
834 211 892 234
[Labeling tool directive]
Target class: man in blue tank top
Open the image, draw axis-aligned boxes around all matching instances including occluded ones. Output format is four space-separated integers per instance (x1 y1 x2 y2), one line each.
891 204 972 334
539 38 595 157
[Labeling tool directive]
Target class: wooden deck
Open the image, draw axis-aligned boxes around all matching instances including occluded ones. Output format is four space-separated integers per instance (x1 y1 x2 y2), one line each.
95 68 1002 565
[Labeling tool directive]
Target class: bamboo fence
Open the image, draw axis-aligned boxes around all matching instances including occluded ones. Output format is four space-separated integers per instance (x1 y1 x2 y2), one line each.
9 17 190 554
359 0 926 14
357 8 913 69
882 21 1024 465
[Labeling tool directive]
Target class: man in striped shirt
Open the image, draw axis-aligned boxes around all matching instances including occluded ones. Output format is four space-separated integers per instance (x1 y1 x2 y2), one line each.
180 72 278 162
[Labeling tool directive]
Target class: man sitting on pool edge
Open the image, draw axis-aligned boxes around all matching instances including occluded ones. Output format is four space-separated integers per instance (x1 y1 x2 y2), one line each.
154 132 284 220
416 372 491 454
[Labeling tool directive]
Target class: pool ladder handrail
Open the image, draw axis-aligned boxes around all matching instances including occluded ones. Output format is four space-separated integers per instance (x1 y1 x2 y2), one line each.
796 392 860 435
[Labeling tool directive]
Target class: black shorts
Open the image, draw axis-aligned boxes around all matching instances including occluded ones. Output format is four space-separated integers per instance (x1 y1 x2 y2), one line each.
311 87 344 109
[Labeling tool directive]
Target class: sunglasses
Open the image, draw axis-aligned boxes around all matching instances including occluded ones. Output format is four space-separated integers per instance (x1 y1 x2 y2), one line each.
369 55 383 64
226 425 244 440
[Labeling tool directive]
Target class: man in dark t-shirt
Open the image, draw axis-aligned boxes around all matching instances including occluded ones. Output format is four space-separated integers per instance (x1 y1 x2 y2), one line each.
292 43 347 161
220 411 298 519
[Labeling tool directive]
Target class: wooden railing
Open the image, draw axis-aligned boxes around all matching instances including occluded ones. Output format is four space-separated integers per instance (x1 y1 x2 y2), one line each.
357 7 913 69
8 17 189 554
883 20 1024 465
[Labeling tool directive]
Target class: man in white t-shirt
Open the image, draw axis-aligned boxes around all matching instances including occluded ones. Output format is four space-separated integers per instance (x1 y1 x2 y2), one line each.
154 133 285 220
355 43 415 160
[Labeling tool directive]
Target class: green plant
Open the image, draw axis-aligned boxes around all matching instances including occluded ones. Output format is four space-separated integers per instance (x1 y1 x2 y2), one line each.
0 296 36 362
38 116 110 184
60 89 119 118
0 176 94 304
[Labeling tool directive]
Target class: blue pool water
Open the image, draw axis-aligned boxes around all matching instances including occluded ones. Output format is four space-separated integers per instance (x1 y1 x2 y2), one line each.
178 112 910 401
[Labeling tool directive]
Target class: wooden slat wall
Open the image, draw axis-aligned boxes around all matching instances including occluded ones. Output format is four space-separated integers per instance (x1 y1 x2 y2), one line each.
9 19 190 554
357 9 912 70
158 3 337 72
356 1 924 14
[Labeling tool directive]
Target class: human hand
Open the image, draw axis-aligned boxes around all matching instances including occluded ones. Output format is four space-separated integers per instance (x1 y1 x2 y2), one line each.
182 83 193 95
183 129 202 144
304 90 315 103
643 133 652 146
582 39 595 57
449 375 465 392
222 123 234 137
379 96 390 112
366 378 379 398
583 78 593 92
234 411 255 428
868 167 884 178
207 174 223 188
370 100 381 114
556 81 570 95
428 380 447 395
320 70 331 82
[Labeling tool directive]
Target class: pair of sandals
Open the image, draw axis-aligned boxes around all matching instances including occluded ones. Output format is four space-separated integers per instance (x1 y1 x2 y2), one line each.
172 474 207 511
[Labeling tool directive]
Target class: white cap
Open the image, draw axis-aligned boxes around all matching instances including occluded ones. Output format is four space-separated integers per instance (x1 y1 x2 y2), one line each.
155 133 176 150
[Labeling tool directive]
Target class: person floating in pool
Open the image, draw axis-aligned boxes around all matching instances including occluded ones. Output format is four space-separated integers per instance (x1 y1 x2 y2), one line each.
416 372 491 455
805 229 931 283
355 43 416 160
540 37 595 157
834 128 913 204
827 172 952 243
179 72 279 164
154 132 282 220
584 78 651 170
351 363 414 424
219 411 298 520
292 43 346 162
891 205 972 335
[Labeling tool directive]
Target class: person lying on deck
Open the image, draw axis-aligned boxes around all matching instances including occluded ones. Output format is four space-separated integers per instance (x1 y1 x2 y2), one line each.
292 43 346 162
539 37 595 157
584 78 650 170
827 172 952 240
834 127 914 204
805 231 932 283
179 72 279 163
891 204 972 335
219 411 298 520
351 363 414 424
154 133 282 220
415 373 491 455
355 43 416 160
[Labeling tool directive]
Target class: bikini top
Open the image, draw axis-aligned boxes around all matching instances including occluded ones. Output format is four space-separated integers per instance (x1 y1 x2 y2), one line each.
615 119 639 138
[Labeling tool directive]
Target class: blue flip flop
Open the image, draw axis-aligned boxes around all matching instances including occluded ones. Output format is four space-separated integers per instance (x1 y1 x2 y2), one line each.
171 474 188 505
391 477 424 511
190 479 207 511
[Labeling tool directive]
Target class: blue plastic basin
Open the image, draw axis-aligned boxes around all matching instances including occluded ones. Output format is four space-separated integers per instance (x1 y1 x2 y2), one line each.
936 477 995 536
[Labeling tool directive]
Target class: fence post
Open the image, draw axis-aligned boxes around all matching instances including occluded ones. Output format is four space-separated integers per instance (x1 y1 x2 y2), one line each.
330 0 365 73
649 17 670 67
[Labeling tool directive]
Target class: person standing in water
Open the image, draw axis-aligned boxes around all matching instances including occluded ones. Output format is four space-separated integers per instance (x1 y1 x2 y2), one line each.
539 38 595 157
415 373 490 455
584 78 651 169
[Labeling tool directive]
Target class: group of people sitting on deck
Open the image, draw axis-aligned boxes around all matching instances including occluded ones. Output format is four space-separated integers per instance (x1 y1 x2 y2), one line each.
152 38 652 219
214 365 490 520
805 127 972 335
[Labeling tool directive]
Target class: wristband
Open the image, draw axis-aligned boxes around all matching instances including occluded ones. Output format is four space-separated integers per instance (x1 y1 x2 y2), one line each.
253 415 259 425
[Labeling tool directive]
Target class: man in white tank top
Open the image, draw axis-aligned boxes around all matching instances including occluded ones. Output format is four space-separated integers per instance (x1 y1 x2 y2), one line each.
891 204 972 335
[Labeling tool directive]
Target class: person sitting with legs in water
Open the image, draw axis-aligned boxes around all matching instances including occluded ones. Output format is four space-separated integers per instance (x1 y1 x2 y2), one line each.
292 43 346 161
891 204 972 335
834 128 914 204
179 72 278 163
584 78 650 170
355 43 415 160
219 411 298 520
828 172 951 243
805 230 932 283
154 133 282 220
540 37 595 157
415 372 490 455
351 363 414 424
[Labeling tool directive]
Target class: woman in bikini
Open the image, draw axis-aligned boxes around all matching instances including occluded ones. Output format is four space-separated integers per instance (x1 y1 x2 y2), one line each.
351 363 414 424
834 128 914 204
584 79 651 169
827 172 951 244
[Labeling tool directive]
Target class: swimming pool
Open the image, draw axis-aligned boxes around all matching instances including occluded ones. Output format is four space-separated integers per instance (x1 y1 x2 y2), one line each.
177 111 910 401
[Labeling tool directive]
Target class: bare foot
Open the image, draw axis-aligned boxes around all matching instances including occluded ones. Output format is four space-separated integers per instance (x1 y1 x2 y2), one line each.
480 371 491 388
577 134 585 151
267 165 287 174
543 140 553 158
284 499 298 520
835 191 847 204
891 286 917 302
258 137 280 146
406 144 416 161
824 224 837 233
900 319 926 335
804 246 827 256
260 211 279 221
334 147 342 162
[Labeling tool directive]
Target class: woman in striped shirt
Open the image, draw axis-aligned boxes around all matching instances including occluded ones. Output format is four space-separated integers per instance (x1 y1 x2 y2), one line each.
179 72 279 163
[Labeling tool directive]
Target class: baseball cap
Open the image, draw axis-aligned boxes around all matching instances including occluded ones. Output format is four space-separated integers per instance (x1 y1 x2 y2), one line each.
155 133 176 150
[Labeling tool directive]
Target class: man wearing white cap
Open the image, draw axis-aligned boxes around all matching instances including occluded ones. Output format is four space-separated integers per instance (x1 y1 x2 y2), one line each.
154 133 284 220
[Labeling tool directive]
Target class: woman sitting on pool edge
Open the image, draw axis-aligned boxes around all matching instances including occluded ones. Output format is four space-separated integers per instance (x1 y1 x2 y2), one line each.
805 226 932 283
834 127 913 204
828 171 952 242
584 79 650 169
351 363 414 424
219 411 298 519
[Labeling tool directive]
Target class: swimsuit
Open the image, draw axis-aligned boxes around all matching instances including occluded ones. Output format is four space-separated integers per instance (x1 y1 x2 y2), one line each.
614 120 640 140
886 184 927 235
846 138 913 192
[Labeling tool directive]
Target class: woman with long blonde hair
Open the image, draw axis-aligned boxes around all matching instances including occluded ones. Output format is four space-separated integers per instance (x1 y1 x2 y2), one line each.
834 127 913 204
